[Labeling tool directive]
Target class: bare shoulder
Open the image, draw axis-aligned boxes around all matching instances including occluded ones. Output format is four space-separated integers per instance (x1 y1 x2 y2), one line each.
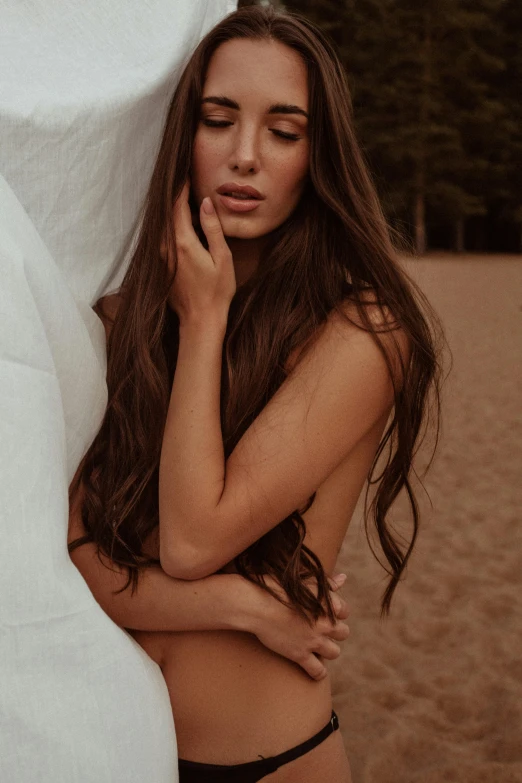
327 293 411 383
285 295 409 396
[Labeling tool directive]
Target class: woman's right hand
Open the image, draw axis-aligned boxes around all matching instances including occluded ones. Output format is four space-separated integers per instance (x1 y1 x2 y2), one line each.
242 574 350 681
161 181 236 322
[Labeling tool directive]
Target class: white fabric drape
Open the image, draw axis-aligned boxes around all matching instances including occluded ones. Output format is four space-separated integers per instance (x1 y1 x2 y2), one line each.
0 2 236 781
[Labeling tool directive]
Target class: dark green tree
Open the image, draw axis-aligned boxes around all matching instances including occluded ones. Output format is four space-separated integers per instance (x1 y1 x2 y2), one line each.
488 0 522 250
284 0 509 252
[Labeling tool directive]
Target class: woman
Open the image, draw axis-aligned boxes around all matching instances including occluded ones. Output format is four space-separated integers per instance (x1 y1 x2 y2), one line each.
69 6 442 781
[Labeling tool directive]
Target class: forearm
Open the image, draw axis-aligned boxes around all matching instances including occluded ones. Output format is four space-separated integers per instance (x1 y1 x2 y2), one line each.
70 540 252 633
159 316 227 562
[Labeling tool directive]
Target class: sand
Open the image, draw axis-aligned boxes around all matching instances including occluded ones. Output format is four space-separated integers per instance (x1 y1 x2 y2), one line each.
331 254 522 783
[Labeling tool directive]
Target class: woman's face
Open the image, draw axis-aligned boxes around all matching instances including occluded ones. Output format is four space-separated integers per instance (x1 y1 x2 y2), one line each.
191 38 310 240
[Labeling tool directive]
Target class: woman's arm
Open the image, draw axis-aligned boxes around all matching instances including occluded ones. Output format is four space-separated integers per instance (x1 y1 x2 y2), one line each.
68 501 350 680
69 528 254 634
159 189 405 579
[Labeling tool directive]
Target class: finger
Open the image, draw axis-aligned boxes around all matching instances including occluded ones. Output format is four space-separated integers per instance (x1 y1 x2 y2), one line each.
199 197 230 264
172 180 190 216
316 615 350 638
328 573 347 591
300 654 328 681
315 638 341 661
173 181 199 249
327 622 350 642
331 595 350 620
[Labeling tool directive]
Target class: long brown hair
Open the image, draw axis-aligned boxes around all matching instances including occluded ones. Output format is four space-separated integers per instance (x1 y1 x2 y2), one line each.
69 5 443 620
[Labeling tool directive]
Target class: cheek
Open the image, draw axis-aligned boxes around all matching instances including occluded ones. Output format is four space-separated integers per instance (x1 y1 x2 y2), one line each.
191 134 222 192
274 149 309 205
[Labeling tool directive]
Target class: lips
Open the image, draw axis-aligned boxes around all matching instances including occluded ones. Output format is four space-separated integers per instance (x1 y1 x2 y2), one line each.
217 183 264 200
216 182 265 213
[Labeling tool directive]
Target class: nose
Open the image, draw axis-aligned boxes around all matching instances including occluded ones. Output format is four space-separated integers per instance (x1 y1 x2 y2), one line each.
228 123 260 175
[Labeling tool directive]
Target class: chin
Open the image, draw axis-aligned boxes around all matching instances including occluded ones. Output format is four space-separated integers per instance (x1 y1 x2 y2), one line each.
220 210 292 239
224 229 265 240
220 218 270 241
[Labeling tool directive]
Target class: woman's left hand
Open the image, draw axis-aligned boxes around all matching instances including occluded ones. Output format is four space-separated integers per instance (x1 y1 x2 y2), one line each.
242 574 350 681
162 181 236 322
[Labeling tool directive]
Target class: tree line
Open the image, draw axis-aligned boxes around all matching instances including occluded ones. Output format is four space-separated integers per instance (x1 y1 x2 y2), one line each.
239 0 522 253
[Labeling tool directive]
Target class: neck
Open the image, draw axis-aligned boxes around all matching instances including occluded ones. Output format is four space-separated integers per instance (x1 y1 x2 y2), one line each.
226 236 267 287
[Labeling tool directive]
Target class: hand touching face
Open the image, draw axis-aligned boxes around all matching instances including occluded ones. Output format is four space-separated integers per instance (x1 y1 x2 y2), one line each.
191 38 310 241
161 181 236 322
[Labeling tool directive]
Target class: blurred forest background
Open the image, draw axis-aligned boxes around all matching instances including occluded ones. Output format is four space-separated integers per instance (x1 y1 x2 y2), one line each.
239 0 522 255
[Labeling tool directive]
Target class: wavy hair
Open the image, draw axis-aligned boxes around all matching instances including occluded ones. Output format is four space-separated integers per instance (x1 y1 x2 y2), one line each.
69 5 443 620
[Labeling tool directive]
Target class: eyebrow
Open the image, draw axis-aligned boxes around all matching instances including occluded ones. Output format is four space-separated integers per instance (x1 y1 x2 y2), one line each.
201 95 308 119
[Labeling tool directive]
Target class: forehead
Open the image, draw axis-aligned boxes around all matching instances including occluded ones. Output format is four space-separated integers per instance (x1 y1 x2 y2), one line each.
204 39 308 111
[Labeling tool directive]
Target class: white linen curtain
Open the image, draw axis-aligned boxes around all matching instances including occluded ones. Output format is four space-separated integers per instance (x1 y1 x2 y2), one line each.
0 2 236 781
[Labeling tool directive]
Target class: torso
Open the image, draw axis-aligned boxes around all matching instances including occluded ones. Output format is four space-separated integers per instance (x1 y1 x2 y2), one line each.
97 292 389 764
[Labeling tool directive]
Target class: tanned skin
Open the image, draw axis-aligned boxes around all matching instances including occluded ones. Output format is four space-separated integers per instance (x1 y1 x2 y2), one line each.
71 38 407 782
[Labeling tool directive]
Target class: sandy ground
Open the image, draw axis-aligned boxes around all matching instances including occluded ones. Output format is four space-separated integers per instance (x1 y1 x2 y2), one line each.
331 254 522 783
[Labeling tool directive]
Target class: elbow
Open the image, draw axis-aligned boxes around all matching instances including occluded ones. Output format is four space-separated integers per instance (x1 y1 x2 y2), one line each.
160 540 219 581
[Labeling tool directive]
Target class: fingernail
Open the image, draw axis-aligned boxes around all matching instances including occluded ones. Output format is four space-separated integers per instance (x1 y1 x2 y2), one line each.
202 197 214 214
334 573 347 585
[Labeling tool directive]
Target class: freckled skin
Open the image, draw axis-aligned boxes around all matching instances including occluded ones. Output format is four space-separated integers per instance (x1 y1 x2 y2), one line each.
133 39 356 779
191 39 310 243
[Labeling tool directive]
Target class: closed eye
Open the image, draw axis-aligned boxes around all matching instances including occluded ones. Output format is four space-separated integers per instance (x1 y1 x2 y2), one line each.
272 129 301 141
201 118 301 141
201 119 233 128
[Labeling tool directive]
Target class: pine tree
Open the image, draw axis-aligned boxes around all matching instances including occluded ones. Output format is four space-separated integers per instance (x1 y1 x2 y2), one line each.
285 0 509 253
490 0 522 250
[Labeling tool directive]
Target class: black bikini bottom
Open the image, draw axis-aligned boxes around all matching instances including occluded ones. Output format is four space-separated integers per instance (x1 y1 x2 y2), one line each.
178 711 339 782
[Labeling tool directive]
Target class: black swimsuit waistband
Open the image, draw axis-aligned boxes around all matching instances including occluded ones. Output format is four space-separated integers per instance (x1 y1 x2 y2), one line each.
178 711 340 781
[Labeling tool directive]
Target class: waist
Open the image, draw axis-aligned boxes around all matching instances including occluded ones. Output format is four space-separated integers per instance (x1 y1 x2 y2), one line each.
136 627 333 764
